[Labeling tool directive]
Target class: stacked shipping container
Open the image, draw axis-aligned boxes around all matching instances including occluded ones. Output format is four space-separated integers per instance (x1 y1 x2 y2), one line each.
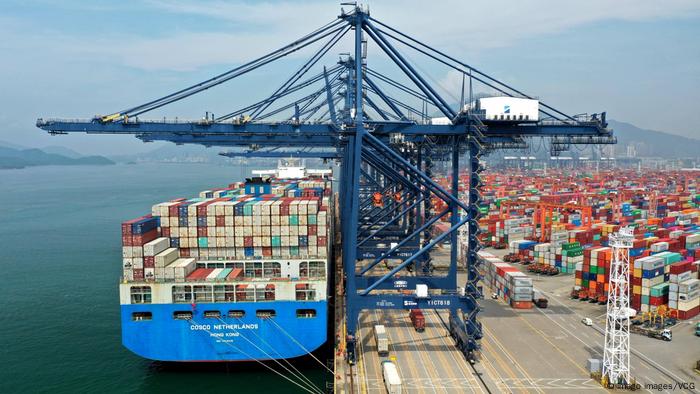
121 179 331 283
478 251 534 309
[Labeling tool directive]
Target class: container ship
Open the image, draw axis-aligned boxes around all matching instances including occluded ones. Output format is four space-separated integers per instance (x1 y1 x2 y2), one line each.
119 159 333 362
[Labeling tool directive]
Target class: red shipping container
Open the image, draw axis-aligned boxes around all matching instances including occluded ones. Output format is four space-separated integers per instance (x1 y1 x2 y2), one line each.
144 256 155 268
197 227 207 237
180 248 190 258
510 300 533 309
121 223 132 236
161 227 170 237
132 228 158 246
670 261 691 274
168 203 182 217
318 236 327 246
122 235 132 247
133 268 144 281
676 306 700 320
187 268 214 280
144 228 158 244
228 268 243 280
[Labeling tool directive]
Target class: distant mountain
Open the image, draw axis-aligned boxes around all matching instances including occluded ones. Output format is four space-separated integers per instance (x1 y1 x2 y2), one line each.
42 145 84 159
0 146 114 169
0 140 27 150
608 120 700 158
109 143 229 164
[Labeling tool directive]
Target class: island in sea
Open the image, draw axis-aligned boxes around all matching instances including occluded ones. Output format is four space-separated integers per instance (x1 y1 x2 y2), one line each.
0 145 114 169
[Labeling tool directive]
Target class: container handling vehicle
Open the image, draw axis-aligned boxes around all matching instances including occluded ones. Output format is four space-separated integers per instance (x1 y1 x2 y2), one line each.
409 309 425 332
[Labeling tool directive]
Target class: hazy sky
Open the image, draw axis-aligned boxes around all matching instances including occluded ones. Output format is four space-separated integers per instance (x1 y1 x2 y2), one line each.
1 0 699 155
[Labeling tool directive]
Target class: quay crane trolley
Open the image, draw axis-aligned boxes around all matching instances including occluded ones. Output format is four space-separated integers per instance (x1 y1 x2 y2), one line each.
36 4 615 364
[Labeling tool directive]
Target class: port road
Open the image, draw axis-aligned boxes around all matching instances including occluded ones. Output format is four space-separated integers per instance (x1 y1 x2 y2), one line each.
485 248 699 394
343 248 698 393
356 309 490 393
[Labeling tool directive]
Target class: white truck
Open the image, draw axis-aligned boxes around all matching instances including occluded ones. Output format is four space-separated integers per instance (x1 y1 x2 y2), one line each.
374 324 389 356
381 361 402 394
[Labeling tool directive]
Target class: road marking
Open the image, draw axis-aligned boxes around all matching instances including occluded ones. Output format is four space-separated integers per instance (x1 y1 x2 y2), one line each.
481 325 529 394
515 312 594 378
498 377 601 389
400 310 450 394
428 311 484 394
469 326 509 393
530 290 660 393
376 309 432 394
357 312 369 394
363 378 480 390
534 287 696 393
482 324 545 394
480 285 537 393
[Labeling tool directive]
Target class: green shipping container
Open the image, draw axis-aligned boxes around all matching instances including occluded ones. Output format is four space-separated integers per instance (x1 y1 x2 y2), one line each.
217 268 232 279
650 283 669 297
562 242 581 250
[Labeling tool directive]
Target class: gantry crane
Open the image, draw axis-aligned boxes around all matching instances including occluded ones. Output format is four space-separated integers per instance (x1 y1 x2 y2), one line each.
35 4 615 363
499 199 593 242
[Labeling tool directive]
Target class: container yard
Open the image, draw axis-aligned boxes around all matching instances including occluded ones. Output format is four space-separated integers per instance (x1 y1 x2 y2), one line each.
31 3 700 394
461 169 700 323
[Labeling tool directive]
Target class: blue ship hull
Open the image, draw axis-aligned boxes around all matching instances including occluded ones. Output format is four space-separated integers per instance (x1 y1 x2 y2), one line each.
121 301 327 361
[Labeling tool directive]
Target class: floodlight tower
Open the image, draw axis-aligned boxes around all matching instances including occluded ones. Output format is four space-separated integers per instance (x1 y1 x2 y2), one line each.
602 226 634 385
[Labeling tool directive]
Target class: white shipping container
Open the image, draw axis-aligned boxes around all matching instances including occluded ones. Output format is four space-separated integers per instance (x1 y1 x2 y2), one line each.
143 237 170 256
167 258 196 280
679 290 700 301
374 325 389 356
155 248 179 267
679 279 700 293
381 361 402 394
132 258 144 269
123 268 134 281
207 268 223 281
